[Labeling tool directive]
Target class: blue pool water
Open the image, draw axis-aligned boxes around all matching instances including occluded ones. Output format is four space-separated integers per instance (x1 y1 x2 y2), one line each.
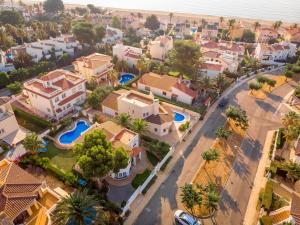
59 120 90 145
119 73 135 85
174 112 186 122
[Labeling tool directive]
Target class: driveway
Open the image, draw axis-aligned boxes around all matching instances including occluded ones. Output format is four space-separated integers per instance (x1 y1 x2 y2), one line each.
130 76 295 225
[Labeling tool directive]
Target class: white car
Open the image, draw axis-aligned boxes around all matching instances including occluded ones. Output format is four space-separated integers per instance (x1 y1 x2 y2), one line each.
174 210 202 225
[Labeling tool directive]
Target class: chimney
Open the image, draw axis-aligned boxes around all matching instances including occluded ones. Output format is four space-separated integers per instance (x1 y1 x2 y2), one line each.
153 99 159 115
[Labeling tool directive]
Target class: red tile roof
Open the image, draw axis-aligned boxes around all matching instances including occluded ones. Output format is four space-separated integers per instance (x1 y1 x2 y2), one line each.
201 62 222 71
173 83 197 98
58 91 84 106
0 160 43 222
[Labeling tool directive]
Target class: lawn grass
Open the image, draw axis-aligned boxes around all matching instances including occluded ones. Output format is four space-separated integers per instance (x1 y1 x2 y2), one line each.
15 115 45 133
131 169 151 189
40 141 76 173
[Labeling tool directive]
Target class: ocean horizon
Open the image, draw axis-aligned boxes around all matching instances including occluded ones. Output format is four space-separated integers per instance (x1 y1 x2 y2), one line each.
61 0 300 23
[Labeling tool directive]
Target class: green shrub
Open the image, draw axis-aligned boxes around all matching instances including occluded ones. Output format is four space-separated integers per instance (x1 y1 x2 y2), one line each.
260 215 272 225
146 151 159 166
13 107 51 129
131 169 151 189
142 135 170 160
142 175 157 195
276 128 285 149
179 121 190 132
262 181 273 210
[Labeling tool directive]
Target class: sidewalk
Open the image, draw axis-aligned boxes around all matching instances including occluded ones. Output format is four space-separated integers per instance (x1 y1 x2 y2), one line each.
243 130 275 225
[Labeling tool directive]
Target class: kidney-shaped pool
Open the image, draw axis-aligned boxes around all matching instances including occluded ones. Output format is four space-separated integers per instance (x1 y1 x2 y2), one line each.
59 120 90 145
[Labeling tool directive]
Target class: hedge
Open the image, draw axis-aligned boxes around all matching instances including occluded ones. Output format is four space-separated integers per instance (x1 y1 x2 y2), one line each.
160 156 172 171
259 215 272 225
19 154 78 186
262 181 273 210
276 128 285 149
131 169 151 189
13 107 52 128
142 175 157 195
146 151 159 166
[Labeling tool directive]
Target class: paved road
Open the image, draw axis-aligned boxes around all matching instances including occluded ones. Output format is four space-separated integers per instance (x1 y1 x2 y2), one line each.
132 78 295 225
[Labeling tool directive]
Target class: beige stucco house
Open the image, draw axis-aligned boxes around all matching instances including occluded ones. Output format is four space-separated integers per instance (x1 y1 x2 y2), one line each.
0 97 26 146
73 53 113 83
148 35 173 61
0 159 62 225
102 89 174 136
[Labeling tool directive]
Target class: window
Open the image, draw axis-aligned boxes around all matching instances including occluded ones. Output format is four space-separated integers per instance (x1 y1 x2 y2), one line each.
145 86 150 91
55 97 59 102
162 91 167 96
154 128 158 132
62 93 66 99
67 103 71 108
163 129 166 132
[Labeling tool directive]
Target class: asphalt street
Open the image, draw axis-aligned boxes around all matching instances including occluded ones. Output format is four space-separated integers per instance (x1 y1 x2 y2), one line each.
132 77 296 225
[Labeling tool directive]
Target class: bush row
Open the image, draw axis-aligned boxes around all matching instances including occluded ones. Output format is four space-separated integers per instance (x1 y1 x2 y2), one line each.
13 107 52 129
276 128 285 149
19 154 78 186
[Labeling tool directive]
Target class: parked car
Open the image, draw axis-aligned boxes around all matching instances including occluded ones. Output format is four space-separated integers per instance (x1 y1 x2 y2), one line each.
218 97 229 108
174 210 202 225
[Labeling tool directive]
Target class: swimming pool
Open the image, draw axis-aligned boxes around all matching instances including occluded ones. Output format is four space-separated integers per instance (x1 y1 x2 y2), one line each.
119 73 135 85
59 120 90 145
173 112 186 122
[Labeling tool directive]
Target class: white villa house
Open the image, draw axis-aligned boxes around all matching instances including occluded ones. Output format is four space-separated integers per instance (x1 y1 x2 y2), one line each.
112 43 143 67
0 50 14 72
73 53 113 83
137 72 197 105
0 97 26 146
254 42 297 64
148 35 173 60
10 35 81 62
79 121 142 179
23 69 87 120
102 89 174 136
103 25 123 44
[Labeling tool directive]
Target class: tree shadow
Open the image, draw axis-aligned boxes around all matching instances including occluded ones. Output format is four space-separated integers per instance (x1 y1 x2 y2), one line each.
255 100 277 113
218 189 241 214
240 137 262 161
266 92 283 102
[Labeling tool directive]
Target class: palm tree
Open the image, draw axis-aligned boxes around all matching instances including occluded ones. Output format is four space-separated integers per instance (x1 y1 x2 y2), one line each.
219 17 224 25
254 21 261 31
215 128 232 142
214 74 226 92
169 12 174 25
282 112 300 128
201 148 219 166
136 58 149 75
116 60 129 73
197 75 211 96
23 133 43 154
52 189 100 225
273 20 282 30
131 118 148 134
114 113 132 128
180 184 202 216
107 69 119 86
228 19 236 29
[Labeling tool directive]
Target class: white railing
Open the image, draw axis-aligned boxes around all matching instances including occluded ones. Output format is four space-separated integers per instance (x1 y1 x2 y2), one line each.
121 146 175 216
269 206 291 216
